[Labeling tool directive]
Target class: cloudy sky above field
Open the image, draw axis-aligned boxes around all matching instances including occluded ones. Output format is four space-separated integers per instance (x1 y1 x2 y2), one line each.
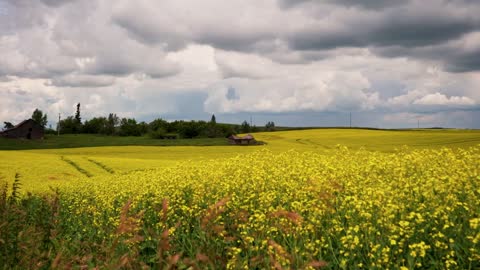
1 0 480 128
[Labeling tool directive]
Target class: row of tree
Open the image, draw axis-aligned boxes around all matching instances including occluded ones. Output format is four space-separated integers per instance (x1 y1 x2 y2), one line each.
2 104 275 138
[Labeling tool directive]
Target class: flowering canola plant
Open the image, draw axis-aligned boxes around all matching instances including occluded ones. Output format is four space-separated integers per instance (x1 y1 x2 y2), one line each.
23 146 477 269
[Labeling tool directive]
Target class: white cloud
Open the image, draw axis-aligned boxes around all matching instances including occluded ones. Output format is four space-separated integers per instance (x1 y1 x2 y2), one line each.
204 70 378 113
414 92 476 106
0 0 480 128
215 50 275 79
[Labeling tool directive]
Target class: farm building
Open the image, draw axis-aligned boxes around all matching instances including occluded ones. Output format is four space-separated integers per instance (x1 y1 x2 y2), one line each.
0 119 44 140
228 134 256 145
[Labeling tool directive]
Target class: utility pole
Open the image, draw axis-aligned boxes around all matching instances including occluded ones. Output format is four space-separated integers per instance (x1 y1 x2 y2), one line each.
57 113 61 136
250 116 253 127
417 117 420 129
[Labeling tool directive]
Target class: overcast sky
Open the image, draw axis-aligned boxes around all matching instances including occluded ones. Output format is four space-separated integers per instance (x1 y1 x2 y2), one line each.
1 0 480 128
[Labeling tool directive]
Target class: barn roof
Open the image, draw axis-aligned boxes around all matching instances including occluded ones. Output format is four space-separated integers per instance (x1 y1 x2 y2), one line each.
1 119 41 133
228 134 255 140
243 134 254 140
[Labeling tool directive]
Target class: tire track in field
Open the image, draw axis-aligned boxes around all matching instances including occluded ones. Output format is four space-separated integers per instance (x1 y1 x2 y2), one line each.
60 156 93 178
409 137 480 147
295 138 332 149
85 158 115 174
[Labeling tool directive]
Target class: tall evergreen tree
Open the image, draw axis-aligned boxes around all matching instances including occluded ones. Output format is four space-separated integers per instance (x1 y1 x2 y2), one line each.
210 114 216 124
74 103 81 124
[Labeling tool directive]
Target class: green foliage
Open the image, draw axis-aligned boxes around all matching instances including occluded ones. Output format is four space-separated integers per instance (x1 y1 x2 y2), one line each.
149 127 178 139
265 121 275 131
137 121 149 135
241 120 251 133
119 118 142 136
58 116 82 134
9 173 21 204
48 107 236 139
106 113 119 135
0 134 231 150
0 179 61 269
3 122 14 130
171 120 206 138
83 117 108 134
149 118 168 133
31 109 48 128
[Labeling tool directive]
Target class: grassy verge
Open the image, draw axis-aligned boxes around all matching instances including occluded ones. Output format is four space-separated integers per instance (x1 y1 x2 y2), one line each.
0 134 232 150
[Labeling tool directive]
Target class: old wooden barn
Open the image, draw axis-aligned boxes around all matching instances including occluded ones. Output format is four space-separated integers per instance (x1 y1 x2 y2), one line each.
0 119 44 140
228 134 256 145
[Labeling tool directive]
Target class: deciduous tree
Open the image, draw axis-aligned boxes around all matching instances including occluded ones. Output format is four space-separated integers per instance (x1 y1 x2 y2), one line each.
31 109 48 127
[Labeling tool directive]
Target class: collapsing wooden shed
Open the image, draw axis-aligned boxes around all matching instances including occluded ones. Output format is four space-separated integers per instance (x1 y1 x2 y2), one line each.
0 119 44 140
228 134 256 145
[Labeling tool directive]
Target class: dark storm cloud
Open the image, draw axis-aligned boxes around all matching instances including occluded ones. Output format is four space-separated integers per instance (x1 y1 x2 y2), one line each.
284 0 480 72
290 6 479 51
110 0 480 73
372 36 480 73
112 15 188 50
113 10 274 53
445 48 480 73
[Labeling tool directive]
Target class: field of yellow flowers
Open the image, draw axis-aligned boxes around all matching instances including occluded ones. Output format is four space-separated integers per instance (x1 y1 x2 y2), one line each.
1 129 480 269
2 128 480 194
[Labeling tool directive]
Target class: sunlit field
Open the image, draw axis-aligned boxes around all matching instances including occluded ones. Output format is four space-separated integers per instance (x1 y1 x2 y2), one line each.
1 128 479 193
1 129 480 269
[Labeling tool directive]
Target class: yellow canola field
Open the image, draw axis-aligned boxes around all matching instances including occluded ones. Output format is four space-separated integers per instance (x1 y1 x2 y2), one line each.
54 147 479 269
1 129 480 268
1 128 480 193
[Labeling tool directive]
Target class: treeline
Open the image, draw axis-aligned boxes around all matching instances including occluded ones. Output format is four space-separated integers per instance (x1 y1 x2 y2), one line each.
55 104 274 138
2 105 276 139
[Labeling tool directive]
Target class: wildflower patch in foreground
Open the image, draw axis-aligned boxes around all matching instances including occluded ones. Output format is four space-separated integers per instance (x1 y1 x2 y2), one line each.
1 147 479 269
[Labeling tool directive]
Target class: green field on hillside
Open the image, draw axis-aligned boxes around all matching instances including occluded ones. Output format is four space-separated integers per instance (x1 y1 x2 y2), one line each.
1 128 479 151
0 134 230 150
